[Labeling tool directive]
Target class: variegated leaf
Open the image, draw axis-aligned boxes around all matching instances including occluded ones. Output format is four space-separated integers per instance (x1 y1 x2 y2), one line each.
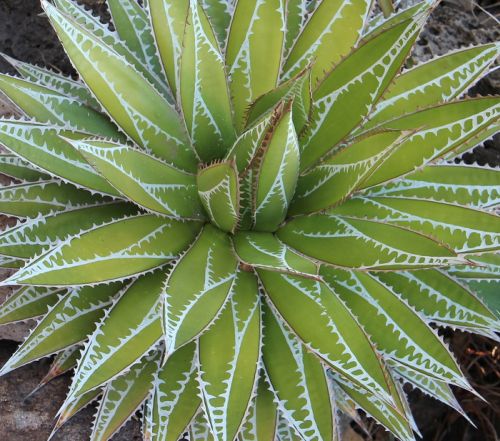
0 153 49 182
0 120 121 196
290 130 404 215
190 410 216 441
163 225 237 352
53 0 170 99
237 375 278 441
91 350 162 441
197 161 239 233
252 102 300 231
258 270 394 404
389 359 468 418
329 196 500 253
37 345 81 391
300 15 425 171
0 255 24 269
0 180 110 218
449 253 500 279
363 163 500 209
232 231 318 276
245 67 312 133
181 0 235 161
329 374 414 441
107 0 166 92
364 43 500 129
0 203 137 259
0 52 99 109
262 304 336 441
226 0 286 130
200 0 233 47
278 214 458 270
43 1 197 172
52 387 103 435
145 342 200 441
321 268 469 388
0 74 120 138
275 414 303 441
0 286 64 325
376 269 499 335
68 138 203 219
282 0 372 86
0 283 122 375
284 0 311 58
68 271 165 398
198 271 261 441
3 215 201 286
361 98 500 187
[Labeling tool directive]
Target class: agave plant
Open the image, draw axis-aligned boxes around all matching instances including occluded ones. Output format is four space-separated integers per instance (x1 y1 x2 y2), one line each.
0 0 499 440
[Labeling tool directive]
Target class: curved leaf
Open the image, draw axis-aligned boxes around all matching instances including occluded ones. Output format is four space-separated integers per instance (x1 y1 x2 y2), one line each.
163 225 237 351
4 215 201 286
0 153 49 182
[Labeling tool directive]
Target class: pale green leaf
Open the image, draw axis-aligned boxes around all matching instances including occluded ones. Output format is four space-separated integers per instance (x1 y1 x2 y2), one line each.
282 0 372 87
0 154 49 182
4 215 201 286
43 1 197 172
0 283 122 375
68 271 165 398
0 286 63 325
200 0 233 47
226 0 285 130
163 225 237 351
278 214 457 270
197 161 239 232
263 304 336 441
181 0 235 161
199 270 261 441
258 270 394 404
69 138 203 219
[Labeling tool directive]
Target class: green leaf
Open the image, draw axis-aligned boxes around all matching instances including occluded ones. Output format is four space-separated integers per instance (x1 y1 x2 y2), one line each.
329 374 414 441
68 271 165 398
0 283 122 375
300 15 424 171
321 268 469 388
0 74 120 138
91 350 162 441
69 138 203 219
290 130 404 215
238 376 278 441
199 271 261 441
147 0 189 99
145 342 201 441
377 269 499 336
200 0 233 47
258 270 394 404
53 0 170 99
226 0 285 130
0 286 63 325
363 163 500 209
163 225 237 351
275 415 303 441
107 0 166 92
278 214 457 270
245 68 312 133
282 0 371 87
283 0 311 58
329 196 500 253
262 304 336 441
43 1 196 172
232 231 318 276
0 120 121 196
180 0 235 161
197 161 240 232
252 103 300 231
364 44 500 129
0 203 138 259
37 345 81 390
1 52 99 109
0 154 49 182
4 215 201 286
190 411 216 441
362 98 500 187
0 255 24 269
0 180 109 218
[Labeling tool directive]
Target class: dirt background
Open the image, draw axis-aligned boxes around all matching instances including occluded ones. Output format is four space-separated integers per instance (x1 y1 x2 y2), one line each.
0 1 498 440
